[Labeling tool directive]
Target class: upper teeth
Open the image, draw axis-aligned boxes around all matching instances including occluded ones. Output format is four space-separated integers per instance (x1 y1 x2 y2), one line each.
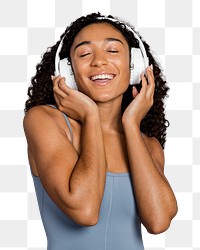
91 74 114 81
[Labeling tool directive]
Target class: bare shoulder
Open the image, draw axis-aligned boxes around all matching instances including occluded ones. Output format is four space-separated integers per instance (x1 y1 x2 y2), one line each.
143 134 165 174
24 105 53 125
143 134 163 153
24 105 61 126
23 105 71 139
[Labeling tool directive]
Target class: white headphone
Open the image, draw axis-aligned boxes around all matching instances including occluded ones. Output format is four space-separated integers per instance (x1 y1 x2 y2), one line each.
54 16 149 90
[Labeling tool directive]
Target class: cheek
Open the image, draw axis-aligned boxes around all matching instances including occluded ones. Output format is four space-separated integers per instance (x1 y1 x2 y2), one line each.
118 58 130 83
71 62 91 92
115 54 129 70
71 61 87 82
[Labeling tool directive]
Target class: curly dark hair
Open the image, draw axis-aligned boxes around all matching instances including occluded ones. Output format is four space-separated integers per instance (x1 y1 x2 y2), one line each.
25 12 169 148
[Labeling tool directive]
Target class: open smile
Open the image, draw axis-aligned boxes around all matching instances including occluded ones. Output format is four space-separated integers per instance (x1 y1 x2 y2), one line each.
89 74 116 85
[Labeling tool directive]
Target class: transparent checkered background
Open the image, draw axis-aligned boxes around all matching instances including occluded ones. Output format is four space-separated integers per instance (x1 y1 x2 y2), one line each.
0 0 199 249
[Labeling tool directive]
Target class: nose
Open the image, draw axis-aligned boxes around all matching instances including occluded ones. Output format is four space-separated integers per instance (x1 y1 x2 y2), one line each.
90 50 108 67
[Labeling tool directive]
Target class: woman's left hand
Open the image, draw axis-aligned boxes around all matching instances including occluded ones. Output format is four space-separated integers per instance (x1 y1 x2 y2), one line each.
122 65 155 128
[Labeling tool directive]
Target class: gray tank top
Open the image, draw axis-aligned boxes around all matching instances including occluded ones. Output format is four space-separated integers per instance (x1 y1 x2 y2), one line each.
31 106 144 250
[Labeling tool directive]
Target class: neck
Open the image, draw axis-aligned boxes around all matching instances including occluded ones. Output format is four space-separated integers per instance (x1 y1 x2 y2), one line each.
96 98 123 134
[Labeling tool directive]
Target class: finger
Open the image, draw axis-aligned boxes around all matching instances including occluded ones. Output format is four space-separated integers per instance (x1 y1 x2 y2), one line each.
132 86 139 98
146 65 155 85
51 75 62 86
53 75 74 94
146 66 155 96
53 92 61 107
52 75 66 88
58 77 73 94
140 73 148 94
52 75 61 87
145 64 152 77
53 76 67 98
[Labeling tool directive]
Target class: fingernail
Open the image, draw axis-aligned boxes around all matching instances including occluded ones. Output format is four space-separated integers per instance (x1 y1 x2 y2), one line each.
51 75 54 80
150 64 153 70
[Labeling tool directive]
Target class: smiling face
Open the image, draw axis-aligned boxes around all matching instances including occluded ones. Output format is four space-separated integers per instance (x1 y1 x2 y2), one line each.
70 22 130 103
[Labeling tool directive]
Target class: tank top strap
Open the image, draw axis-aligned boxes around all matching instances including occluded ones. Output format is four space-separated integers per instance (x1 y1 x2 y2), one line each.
47 104 73 142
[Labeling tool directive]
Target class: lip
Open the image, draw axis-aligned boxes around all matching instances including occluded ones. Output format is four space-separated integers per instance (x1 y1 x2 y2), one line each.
89 72 116 86
89 71 115 78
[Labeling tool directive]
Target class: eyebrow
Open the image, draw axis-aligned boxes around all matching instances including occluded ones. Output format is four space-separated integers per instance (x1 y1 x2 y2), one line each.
74 37 124 51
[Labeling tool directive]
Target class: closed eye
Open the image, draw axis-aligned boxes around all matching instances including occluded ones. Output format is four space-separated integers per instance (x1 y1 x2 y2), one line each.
108 50 118 53
80 53 91 57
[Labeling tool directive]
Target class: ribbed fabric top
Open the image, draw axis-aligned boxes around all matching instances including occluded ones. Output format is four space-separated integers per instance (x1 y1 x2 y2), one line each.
31 106 144 250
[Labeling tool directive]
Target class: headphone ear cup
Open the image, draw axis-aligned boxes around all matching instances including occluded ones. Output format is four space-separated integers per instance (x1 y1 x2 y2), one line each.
130 48 147 85
59 59 78 90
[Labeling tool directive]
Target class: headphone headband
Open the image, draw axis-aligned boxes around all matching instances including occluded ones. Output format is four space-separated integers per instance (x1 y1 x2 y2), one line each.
55 36 66 79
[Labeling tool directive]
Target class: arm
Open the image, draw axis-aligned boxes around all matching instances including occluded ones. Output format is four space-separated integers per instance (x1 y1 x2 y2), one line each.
24 79 107 226
122 67 178 234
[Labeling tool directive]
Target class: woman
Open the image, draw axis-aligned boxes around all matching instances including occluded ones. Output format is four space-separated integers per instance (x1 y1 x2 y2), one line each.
24 12 178 250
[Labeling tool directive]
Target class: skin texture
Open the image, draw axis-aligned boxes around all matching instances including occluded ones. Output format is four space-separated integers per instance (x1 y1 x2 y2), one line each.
24 23 178 232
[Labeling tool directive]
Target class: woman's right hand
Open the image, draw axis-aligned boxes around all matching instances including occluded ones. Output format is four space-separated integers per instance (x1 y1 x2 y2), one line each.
52 75 98 122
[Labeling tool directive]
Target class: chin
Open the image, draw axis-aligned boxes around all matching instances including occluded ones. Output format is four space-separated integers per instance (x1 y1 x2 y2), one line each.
93 92 123 103
95 96 112 103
